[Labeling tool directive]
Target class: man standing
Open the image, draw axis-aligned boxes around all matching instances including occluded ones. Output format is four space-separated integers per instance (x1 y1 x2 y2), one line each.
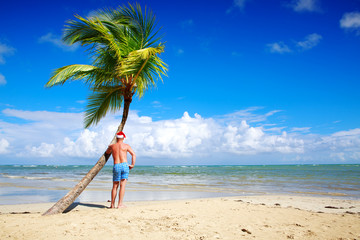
106 131 136 208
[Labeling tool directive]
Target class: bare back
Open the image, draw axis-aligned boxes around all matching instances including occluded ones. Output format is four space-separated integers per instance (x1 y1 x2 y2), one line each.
106 138 136 169
108 142 130 164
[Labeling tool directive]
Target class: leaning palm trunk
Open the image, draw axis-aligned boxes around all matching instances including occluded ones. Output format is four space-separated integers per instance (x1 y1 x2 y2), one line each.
43 4 167 215
43 99 131 216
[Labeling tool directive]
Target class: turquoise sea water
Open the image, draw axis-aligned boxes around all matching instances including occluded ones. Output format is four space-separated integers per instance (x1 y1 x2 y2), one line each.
0 164 359 205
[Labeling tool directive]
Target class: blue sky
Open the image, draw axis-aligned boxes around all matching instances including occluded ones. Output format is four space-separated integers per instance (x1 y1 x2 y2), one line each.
0 0 359 165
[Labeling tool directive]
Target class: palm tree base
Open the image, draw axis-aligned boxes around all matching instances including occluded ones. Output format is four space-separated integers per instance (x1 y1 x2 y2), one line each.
42 153 110 215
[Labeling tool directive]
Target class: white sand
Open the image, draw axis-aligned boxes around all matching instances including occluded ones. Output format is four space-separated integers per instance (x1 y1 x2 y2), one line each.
1 195 359 239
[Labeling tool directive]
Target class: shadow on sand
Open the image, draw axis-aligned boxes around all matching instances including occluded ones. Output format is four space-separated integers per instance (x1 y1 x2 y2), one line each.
64 202 108 213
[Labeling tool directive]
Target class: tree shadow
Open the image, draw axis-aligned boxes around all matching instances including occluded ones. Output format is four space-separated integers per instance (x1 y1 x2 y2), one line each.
64 202 108 213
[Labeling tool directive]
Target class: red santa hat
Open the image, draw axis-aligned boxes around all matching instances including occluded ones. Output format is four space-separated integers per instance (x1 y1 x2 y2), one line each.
116 131 126 139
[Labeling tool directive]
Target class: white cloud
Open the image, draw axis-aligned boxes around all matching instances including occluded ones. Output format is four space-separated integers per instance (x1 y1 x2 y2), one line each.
331 128 360 137
350 152 360 160
289 0 321 12
268 33 321 54
221 121 304 154
0 42 15 64
227 0 251 13
2 108 83 129
1 108 360 164
340 12 360 34
0 73 6 86
0 138 10 154
330 152 345 161
291 127 311 133
38 33 79 52
23 130 104 158
266 42 292 54
0 109 84 150
1 108 302 159
305 128 360 161
27 142 56 157
263 126 286 133
127 112 215 158
219 107 282 124
296 33 322 50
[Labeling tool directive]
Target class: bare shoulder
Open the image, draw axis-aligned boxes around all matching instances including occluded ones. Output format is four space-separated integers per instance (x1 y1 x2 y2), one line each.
106 143 115 154
108 143 118 150
122 143 133 151
126 144 135 153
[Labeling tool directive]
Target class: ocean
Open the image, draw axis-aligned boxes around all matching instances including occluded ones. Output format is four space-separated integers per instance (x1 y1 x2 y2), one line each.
0 164 359 205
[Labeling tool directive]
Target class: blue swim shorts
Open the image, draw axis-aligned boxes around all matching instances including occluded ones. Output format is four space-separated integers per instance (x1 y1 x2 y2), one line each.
113 163 129 181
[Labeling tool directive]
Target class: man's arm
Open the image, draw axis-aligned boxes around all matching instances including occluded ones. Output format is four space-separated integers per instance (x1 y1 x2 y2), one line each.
128 146 136 169
105 145 113 155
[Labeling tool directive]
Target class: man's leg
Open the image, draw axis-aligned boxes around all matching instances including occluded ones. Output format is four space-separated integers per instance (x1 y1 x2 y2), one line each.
111 181 119 208
117 179 127 208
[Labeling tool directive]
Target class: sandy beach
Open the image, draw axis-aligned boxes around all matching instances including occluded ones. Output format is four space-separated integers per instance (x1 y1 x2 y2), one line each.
1 195 360 240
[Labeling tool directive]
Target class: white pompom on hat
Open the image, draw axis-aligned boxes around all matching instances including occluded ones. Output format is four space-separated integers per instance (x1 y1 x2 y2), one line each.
116 131 126 139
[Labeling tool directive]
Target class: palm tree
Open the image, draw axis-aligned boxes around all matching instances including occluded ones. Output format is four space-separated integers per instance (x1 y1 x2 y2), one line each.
42 3 167 215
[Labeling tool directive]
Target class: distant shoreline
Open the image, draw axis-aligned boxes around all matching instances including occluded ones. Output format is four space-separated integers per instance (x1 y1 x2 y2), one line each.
1 163 359 166
1 164 359 205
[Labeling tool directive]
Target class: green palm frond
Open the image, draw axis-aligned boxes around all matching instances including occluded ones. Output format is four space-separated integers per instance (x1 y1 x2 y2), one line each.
116 3 161 48
132 47 168 97
135 56 168 97
120 44 166 75
63 15 128 62
47 3 167 128
84 86 124 128
46 64 99 87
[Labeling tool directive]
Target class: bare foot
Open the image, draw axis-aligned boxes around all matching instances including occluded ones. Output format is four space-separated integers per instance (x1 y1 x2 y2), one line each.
117 204 127 208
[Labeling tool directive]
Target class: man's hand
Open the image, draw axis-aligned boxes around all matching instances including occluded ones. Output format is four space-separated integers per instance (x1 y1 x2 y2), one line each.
129 164 134 170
